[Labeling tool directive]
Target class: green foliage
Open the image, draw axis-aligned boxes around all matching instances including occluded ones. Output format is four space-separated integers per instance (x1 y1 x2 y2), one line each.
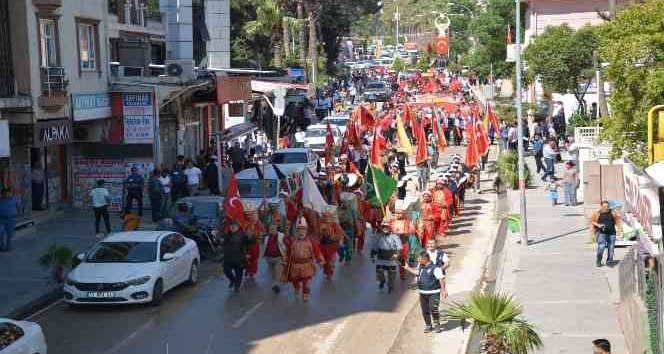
39 245 74 269
566 112 596 134
523 24 598 113
596 0 664 167
392 57 405 73
446 292 543 354
497 152 530 189
645 271 658 354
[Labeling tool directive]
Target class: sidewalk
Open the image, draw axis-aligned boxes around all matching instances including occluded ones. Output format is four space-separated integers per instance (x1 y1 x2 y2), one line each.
497 156 628 353
0 209 157 318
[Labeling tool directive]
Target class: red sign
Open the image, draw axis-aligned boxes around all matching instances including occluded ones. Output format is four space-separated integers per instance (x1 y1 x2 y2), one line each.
216 75 252 104
404 42 418 51
435 36 449 55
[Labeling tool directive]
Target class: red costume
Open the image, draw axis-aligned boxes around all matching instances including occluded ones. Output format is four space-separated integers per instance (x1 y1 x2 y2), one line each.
418 192 441 246
318 207 346 279
390 200 417 279
354 190 370 252
431 181 454 235
282 218 324 300
244 204 265 277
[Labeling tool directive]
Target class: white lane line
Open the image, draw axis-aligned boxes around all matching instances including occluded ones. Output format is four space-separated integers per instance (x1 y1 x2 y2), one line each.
165 342 169 354
27 299 63 321
232 301 264 329
104 318 156 354
204 334 215 354
315 319 348 354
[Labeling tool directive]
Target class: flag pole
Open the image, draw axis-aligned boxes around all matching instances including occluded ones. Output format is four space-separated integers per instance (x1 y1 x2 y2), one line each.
515 0 528 245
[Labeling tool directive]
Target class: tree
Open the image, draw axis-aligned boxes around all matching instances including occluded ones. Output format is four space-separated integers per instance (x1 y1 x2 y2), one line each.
446 292 543 354
392 56 406 73
524 24 598 114
244 0 285 67
597 0 664 167
230 0 272 67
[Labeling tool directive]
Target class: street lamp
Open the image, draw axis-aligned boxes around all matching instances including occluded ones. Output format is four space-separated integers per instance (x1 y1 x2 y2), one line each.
515 0 528 245
447 2 475 17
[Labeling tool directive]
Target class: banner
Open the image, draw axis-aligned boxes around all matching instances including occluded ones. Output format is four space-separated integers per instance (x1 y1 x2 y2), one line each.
435 36 449 55
73 158 126 211
123 93 154 144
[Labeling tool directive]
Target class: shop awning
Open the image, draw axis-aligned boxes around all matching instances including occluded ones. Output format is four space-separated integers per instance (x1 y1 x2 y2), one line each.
251 80 310 94
224 122 258 141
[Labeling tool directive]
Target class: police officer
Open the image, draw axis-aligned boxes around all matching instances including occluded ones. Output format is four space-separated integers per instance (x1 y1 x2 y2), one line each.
170 155 188 202
370 220 403 293
124 166 144 216
425 239 450 273
405 251 448 333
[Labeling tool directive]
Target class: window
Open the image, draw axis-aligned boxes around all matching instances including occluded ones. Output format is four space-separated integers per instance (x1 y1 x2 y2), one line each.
39 18 58 67
0 322 24 350
78 23 97 71
85 242 157 263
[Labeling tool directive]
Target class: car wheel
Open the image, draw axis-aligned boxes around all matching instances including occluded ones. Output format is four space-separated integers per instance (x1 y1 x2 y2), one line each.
149 279 164 306
188 260 199 285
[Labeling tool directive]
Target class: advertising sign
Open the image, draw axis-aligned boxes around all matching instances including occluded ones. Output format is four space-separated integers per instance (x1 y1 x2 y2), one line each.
73 158 126 211
33 118 73 147
217 75 252 104
72 93 111 121
123 93 154 144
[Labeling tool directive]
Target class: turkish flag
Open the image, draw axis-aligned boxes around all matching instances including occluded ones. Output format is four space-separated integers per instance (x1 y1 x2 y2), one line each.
487 103 502 139
355 106 375 131
223 172 245 226
436 36 449 55
370 124 386 167
404 105 417 131
465 119 479 168
415 121 429 166
431 106 447 152
475 118 490 156
325 120 334 166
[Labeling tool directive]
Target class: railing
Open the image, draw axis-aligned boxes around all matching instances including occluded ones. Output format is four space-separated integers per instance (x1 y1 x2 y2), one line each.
109 0 161 27
40 66 67 96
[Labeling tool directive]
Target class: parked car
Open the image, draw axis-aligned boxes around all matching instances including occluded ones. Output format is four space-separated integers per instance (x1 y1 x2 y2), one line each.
64 231 200 306
0 319 47 354
304 124 342 154
269 148 318 175
363 81 390 102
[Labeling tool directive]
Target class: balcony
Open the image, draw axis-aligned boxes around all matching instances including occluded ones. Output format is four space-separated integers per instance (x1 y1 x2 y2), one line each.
39 66 68 107
32 0 62 10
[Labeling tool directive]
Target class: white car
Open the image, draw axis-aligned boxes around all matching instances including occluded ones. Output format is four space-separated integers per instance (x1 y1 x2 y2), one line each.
64 231 200 306
323 115 350 134
0 319 47 354
269 148 318 176
304 124 342 154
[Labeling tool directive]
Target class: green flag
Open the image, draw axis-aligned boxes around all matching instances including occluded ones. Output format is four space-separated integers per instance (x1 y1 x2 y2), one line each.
365 164 397 207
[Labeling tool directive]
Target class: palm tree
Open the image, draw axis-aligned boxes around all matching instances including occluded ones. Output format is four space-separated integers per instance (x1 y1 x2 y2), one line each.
297 0 307 68
445 292 543 354
245 0 284 67
303 0 321 86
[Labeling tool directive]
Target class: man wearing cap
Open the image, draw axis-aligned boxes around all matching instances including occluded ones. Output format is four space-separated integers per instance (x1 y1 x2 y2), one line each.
282 217 324 301
337 192 357 265
124 166 144 216
371 220 403 293
418 191 440 247
318 206 346 280
223 219 250 293
0 187 18 252
243 202 266 279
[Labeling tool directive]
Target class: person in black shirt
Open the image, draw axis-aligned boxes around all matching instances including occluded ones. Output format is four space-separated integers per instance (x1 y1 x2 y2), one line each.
223 219 250 292
591 201 622 267
124 166 144 216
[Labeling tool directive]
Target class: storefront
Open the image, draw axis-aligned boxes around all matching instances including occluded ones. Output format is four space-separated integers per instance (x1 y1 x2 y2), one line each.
32 118 72 212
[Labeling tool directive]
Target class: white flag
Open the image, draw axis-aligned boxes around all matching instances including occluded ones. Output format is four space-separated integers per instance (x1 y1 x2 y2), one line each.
302 170 329 214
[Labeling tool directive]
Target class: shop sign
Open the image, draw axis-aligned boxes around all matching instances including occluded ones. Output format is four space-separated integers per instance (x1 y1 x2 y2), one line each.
72 93 111 122
0 120 9 157
33 118 72 147
73 158 126 211
217 75 251 104
123 93 154 144
623 163 662 242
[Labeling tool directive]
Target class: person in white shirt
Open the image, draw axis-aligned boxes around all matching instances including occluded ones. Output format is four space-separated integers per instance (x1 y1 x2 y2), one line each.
184 159 203 196
542 139 558 182
90 179 111 236
159 170 172 216
404 251 448 333
349 85 357 104
294 128 306 148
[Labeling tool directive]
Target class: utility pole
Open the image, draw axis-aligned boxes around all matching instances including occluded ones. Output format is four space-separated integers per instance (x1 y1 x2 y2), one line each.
515 0 528 245
594 50 608 118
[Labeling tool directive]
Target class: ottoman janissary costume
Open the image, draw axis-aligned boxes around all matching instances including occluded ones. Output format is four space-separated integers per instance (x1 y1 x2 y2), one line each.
354 189 369 253
417 190 440 247
318 206 347 280
431 177 453 235
282 217 324 301
243 202 265 278
390 199 418 280
337 192 357 264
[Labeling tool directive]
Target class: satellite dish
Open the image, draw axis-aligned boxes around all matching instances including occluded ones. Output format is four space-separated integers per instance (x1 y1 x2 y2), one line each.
166 63 183 76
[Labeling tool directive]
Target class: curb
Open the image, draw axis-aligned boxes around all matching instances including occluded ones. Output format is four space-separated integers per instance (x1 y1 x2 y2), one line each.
6 286 63 320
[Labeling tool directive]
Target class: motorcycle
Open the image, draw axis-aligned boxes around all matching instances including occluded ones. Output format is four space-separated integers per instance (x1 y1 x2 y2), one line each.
156 218 224 262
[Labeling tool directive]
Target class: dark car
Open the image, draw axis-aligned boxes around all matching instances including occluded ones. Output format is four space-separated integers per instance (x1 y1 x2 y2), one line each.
363 81 390 102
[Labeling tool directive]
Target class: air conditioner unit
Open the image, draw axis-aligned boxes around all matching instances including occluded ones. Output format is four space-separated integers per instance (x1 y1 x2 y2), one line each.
164 59 194 79
118 66 144 77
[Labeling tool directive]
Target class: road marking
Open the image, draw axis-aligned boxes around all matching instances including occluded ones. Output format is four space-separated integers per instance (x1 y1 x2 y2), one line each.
232 301 264 328
315 319 348 354
104 318 155 354
204 334 215 354
28 299 63 321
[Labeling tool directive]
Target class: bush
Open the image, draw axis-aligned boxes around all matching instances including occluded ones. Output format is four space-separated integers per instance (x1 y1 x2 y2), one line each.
566 112 596 134
497 151 531 189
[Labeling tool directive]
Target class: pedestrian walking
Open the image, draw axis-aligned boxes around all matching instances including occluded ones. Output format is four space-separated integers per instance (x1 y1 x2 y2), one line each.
184 159 202 196
404 251 448 333
90 179 111 237
148 169 164 223
592 339 611 354
370 221 403 293
532 134 544 175
205 156 220 195
228 141 246 172
590 201 622 267
263 224 286 294
170 156 188 201
542 139 557 182
223 219 250 293
416 160 429 192
124 166 144 216
561 161 579 206
0 187 18 252
425 239 449 272
159 169 172 215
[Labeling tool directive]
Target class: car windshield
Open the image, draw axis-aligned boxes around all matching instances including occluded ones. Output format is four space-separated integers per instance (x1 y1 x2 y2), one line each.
190 201 220 220
306 129 327 138
271 152 308 164
367 82 386 89
222 179 278 198
326 118 348 126
85 242 157 263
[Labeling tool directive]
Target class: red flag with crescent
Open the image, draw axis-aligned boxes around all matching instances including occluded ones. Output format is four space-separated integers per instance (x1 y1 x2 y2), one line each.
370 124 387 167
415 121 429 166
223 172 245 226
475 118 490 156
465 118 479 168
487 102 502 139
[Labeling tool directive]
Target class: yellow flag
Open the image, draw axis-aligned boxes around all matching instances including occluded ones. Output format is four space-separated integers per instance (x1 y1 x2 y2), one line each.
396 114 414 155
